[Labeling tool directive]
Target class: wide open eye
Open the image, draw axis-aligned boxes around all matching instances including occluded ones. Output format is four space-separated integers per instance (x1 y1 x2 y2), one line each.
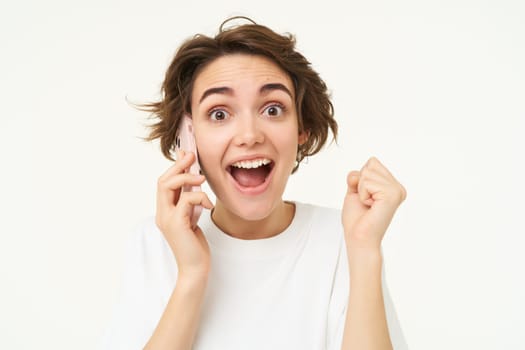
262 103 285 118
209 108 230 121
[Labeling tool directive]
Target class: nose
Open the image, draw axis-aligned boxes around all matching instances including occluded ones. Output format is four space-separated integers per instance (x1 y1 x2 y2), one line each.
233 113 265 147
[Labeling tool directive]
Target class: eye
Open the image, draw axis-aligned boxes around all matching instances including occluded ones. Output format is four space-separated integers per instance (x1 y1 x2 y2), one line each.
208 108 230 121
262 103 285 118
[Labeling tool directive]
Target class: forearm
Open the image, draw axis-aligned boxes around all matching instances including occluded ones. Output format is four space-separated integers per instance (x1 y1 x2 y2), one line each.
341 249 393 350
144 273 208 350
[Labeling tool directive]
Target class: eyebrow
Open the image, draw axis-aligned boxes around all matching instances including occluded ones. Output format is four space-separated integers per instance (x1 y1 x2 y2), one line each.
259 83 293 99
198 83 293 104
199 86 233 104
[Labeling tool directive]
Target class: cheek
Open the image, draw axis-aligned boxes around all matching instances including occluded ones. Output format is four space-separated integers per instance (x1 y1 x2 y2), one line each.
195 132 225 169
276 131 299 159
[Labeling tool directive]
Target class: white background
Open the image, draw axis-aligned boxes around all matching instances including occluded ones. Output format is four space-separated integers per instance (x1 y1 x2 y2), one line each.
1 0 524 349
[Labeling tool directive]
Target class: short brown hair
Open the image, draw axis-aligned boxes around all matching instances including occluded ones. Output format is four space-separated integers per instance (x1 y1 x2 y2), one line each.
142 17 337 172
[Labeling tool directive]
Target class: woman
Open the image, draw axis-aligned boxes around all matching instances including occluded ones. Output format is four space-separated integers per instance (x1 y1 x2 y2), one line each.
102 17 408 350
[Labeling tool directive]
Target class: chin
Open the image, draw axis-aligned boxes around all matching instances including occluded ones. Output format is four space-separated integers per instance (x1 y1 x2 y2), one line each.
239 198 280 221
221 195 281 222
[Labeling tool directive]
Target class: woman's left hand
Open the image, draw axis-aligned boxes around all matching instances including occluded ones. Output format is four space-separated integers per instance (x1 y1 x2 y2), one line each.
342 157 407 253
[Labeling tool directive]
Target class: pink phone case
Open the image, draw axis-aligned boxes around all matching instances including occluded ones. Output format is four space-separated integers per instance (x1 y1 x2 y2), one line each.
175 115 203 228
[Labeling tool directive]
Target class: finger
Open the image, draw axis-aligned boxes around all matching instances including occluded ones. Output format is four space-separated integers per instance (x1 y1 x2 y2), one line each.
359 169 392 188
346 171 360 194
175 149 185 160
158 152 197 182
364 156 397 180
344 172 369 232
350 172 382 205
353 166 370 204
359 175 406 207
178 191 214 210
356 169 388 206
349 166 389 197
357 178 374 207
157 173 206 212
360 158 401 199
360 161 407 204
175 191 215 223
159 172 206 192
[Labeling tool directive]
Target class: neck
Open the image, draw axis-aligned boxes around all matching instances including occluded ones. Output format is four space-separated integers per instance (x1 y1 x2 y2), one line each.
211 200 295 240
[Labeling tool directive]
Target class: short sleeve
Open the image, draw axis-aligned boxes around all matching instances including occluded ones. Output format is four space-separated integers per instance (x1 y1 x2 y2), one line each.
382 264 409 350
326 239 349 350
99 225 151 350
382 265 408 350
327 246 409 350
99 218 176 350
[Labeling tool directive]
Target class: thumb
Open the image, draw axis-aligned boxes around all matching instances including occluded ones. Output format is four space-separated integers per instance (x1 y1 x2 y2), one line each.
346 171 360 195
343 171 368 231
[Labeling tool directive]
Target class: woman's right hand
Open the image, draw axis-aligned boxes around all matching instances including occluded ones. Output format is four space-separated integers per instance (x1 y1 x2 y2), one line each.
155 150 214 278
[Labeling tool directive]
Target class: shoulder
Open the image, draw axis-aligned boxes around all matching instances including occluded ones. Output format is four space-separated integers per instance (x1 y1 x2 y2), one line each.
101 217 176 349
295 201 342 234
295 201 340 218
124 216 177 278
128 216 164 249
293 202 345 253
125 216 163 256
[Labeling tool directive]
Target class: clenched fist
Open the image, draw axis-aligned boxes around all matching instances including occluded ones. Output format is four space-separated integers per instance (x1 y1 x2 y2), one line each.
342 157 407 254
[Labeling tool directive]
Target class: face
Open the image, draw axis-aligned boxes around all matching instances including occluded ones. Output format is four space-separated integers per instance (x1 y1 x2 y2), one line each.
190 54 307 222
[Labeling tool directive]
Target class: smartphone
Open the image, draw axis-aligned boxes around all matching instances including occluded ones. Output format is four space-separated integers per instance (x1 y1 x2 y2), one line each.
175 115 203 228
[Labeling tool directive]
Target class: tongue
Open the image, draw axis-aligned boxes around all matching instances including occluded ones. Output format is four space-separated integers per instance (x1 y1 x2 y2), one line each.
230 167 267 187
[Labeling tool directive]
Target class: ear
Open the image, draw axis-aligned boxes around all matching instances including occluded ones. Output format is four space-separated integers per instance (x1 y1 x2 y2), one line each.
298 130 309 146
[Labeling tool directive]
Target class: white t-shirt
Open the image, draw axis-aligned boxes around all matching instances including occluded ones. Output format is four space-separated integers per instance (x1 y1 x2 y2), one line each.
101 202 408 349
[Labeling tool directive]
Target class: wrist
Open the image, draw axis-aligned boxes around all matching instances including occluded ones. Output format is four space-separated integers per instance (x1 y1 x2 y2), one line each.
177 260 211 279
177 270 209 291
346 245 383 275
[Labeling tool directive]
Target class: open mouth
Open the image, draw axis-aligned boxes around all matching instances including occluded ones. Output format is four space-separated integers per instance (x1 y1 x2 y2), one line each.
227 158 274 188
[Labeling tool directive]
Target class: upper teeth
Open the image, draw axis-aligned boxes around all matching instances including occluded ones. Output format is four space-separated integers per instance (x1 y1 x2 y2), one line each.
231 158 271 169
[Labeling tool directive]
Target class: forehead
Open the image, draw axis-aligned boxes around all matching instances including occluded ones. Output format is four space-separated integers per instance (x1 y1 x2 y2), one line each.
192 54 295 99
